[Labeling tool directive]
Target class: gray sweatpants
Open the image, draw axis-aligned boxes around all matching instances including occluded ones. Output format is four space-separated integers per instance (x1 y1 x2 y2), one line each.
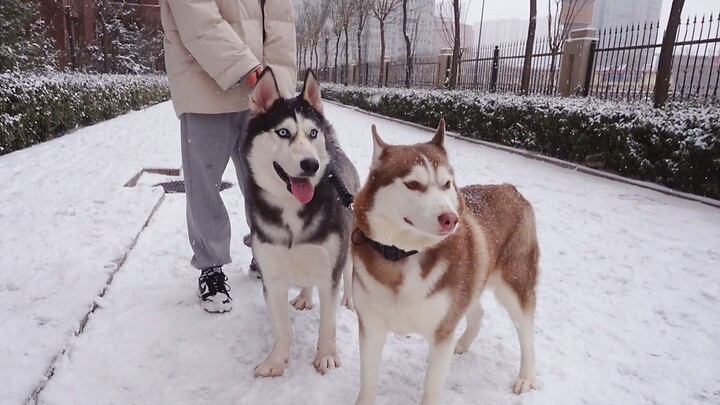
180 111 252 270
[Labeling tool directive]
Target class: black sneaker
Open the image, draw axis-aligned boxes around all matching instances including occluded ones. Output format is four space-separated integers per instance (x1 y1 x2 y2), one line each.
248 258 262 280
198 267 232 313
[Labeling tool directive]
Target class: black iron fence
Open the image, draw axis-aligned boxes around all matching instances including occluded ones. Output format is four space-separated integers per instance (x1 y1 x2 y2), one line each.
306 12 719 104
458 37 563 95
588 13 720 103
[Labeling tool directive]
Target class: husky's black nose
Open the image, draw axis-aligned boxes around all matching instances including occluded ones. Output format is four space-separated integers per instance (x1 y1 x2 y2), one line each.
300 158 319 175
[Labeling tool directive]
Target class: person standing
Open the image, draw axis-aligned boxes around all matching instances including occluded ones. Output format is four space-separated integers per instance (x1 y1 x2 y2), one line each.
160 0 297 312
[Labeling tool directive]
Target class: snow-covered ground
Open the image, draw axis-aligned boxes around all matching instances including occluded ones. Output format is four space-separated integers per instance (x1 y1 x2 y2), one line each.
1 101 719 405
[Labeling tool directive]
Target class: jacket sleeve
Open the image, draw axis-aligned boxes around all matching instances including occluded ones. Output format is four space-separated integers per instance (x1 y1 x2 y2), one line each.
263 0 298 98
166 0 261 91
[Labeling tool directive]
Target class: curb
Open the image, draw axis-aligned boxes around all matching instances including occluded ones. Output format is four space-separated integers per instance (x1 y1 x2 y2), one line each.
25 192 166 405
325 99 720 210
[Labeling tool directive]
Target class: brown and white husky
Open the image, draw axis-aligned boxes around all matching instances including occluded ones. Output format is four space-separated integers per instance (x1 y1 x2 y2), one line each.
351 120 541 405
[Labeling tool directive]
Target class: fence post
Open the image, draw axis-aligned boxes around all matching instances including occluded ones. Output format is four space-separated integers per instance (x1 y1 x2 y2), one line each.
382 57 391 87
490 46 499 93
436 50 452 89
582 40 597 97
558 28 598 96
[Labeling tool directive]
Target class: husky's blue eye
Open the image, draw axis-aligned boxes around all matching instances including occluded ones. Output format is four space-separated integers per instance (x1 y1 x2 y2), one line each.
309 129 318 139
275 128 290 138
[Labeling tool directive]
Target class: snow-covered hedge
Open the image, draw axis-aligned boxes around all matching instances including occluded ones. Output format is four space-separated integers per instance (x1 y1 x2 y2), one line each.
322 84 720 200
0 73 169 155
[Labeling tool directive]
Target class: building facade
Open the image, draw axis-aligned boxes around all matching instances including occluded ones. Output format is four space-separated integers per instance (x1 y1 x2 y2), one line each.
38 0 161 69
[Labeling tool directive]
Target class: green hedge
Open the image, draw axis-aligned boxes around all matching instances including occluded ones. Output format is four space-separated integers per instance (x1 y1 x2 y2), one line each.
322 84 720 200
0 72 169 155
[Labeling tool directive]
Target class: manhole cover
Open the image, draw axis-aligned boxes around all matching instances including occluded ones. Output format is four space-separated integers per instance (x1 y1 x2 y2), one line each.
154 181 233 194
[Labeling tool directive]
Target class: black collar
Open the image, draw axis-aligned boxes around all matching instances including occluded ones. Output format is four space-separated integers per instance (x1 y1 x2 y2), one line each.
353 229 418 261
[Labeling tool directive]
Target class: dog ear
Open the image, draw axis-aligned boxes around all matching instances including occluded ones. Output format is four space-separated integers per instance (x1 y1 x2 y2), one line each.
301 69 323 113
431 118 446 147
251 67 280 114
371 124 387 167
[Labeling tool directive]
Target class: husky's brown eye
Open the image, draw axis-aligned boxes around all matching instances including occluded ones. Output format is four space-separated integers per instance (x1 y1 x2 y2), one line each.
444 181 452 189
404 181 421 190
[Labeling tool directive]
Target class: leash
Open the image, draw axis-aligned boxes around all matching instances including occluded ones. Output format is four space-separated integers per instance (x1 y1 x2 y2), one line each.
329 168 354 208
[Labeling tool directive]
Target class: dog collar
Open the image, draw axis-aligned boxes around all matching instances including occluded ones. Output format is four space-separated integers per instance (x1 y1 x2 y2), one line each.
352 229 418 261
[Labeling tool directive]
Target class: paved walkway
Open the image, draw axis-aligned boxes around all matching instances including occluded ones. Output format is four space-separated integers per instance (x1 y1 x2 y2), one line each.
1 101 719 404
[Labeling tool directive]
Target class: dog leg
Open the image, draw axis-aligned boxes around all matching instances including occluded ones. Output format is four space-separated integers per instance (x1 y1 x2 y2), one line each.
455 299 483 354
341 258 354 310
355 317 387 405
313 285 341 373
255 283 292 377
290 287 314 310
420 337 454 405
494 278 540 394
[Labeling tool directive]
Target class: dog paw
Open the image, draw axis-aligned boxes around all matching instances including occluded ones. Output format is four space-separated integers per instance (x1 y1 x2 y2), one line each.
512 375 541 394
313 351 341 374
254 357 288 378
454 340 470 354
341 293 354 310
289 291 314 310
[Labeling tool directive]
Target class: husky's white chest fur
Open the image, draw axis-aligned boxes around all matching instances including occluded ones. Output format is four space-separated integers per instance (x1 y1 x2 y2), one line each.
354 256 452 337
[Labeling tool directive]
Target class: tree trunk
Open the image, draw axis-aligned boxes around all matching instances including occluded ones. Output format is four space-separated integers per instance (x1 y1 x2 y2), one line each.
379 20 386 87
520 0 537 94
654 0 685 108
402 0 413 88
99 0 109 73
356 30 363 83
324 36 330 70
449 0 461 89
334 34 341 82
547 53 557 94
344 25 350 85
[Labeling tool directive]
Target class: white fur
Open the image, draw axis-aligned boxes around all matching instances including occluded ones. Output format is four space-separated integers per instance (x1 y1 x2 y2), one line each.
248 113 348 377
365 155 460 252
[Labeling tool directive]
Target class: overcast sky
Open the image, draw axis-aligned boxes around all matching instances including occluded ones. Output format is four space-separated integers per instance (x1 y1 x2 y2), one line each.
463 0 717 26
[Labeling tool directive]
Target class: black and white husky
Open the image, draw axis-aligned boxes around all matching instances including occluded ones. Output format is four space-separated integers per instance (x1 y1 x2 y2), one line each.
244 68 359 377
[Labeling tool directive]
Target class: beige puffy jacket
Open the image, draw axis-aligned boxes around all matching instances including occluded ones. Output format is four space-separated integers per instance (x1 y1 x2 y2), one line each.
160 0 297 116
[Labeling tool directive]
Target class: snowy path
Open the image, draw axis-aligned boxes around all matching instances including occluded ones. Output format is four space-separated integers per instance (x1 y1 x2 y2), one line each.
1 101 719 404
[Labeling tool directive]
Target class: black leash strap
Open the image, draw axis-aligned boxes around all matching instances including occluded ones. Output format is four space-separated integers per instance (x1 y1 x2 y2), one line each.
329 170 354 208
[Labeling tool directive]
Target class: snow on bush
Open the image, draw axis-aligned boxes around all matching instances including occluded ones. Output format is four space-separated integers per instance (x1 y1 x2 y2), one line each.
322 84 720 200
0 72 169 155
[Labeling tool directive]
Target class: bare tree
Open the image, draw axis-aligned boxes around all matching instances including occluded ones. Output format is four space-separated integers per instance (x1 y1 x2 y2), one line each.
353 0 371 83
402 0 412 88
331 2 345 81
310 1 331 71
336 0 356 85
369 0 403 87
546 0 589 93
436 0 466 89
322 25 332 72
654 0 685 108
295 6 312 70
520 0 538 94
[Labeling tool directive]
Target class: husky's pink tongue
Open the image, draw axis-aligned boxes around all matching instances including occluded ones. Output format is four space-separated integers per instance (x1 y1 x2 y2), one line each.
289 177 315 204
